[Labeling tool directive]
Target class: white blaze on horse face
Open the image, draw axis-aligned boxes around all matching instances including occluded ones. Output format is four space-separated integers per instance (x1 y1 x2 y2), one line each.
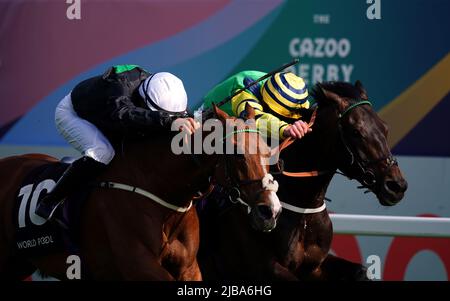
270 190 282 216
260 157 282 215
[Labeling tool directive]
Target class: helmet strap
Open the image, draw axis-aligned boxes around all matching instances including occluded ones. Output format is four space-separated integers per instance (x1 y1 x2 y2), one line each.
142 73 184 115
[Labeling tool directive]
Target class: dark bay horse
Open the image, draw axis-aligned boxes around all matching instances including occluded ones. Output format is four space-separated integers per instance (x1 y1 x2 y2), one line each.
0 105 280 280
198 81 407 280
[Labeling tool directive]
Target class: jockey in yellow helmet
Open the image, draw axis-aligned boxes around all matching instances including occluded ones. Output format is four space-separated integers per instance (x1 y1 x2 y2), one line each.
202 70 311 140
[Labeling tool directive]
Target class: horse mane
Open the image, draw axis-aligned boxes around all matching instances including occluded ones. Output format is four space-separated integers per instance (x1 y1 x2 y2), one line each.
286 81 359 122
310 81 361 105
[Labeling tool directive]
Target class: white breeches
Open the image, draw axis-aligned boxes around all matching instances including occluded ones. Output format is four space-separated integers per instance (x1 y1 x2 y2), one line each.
55 93 115 164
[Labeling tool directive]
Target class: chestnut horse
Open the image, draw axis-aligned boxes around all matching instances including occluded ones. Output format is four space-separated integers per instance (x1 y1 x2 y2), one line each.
0 105 280 280
198 81 408 280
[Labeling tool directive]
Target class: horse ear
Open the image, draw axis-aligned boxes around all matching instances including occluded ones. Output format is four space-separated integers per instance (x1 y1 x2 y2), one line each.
314 83 326 100
355 80 368 99
213 104 229 122
245 103 256 120
318 84 347 111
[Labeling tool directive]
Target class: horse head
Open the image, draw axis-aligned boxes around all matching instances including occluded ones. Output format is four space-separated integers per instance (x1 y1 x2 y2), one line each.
312 81 408 206
211 104 281 232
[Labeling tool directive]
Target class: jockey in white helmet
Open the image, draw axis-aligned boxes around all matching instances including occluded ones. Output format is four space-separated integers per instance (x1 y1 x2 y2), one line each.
36 65 199 220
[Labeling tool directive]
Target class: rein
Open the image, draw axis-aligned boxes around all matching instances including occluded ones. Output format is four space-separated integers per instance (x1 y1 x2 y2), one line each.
270 108 330 215
273 108 329 178
98 128 270 213
273 99 394 214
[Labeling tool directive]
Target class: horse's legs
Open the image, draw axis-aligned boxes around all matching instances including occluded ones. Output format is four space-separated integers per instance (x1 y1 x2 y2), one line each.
81 190 176 280
178 259 202 281
315 254 369 281
84 228 176 280
162 210 202 281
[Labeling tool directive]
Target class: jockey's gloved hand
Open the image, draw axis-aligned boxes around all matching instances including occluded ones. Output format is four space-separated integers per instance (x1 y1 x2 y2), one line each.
283 120 312 139
171 117 200 135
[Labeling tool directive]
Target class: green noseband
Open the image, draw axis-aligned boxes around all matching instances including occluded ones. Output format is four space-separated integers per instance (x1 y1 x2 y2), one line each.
338 100 372 119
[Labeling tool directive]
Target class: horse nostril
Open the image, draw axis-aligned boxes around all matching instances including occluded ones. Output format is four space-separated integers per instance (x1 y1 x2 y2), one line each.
256 205 273 220
385 180 407 194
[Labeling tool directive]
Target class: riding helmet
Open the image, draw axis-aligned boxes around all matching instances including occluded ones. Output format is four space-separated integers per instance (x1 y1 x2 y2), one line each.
139 72 188 113
261 72 310 119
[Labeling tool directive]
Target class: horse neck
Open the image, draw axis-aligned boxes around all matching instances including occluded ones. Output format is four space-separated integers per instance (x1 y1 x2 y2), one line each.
104 135 217 207
277 105 340 209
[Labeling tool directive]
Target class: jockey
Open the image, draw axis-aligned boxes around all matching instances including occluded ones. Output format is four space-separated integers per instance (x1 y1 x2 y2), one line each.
36 64 199 220
201 71 312 140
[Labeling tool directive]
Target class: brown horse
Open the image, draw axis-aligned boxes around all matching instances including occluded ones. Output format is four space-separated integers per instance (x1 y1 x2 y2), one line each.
197 81 408 280
0 105 280 280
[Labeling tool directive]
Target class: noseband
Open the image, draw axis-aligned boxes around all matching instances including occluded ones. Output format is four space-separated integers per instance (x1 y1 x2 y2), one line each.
219 128 278 213
337 99 398 190
273 99 398 213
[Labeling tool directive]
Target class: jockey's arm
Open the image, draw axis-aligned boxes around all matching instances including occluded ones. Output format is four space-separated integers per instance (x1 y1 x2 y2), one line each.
109 95 184 131
231 91 289 140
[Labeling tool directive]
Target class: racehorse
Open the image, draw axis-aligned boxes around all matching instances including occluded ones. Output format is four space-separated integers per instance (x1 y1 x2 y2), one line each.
197 81 408 280
0 105 280 280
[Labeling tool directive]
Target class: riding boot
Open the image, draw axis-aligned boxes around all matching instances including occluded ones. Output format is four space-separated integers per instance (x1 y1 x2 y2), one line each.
35 156 107 221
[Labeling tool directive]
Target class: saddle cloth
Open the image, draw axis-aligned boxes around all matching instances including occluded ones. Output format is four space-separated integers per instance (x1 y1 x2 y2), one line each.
13 159 89 257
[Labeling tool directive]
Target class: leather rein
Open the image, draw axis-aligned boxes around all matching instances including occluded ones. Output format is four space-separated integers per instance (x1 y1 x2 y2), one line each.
275 99 397 189
272 99 397 214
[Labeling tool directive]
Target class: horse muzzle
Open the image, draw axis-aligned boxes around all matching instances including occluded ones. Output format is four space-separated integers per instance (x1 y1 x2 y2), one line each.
378 176 408 206
250 203 281 232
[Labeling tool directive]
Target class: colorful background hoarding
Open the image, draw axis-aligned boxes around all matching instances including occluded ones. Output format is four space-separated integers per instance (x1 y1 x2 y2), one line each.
1 0 449 280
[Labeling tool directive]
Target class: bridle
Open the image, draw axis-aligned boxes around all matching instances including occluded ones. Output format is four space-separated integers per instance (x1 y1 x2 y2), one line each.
99 127 278 214
273 98 398 214
215 128 278 214
336 99 398 191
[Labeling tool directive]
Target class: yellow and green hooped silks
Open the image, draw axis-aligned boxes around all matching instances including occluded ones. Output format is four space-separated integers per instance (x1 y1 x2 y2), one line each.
261 72 310 119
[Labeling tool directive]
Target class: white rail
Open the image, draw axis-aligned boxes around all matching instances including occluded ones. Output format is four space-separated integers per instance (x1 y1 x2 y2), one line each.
330 214 450 238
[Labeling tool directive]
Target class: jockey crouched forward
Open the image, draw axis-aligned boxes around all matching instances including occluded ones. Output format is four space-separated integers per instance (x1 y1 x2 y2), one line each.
201 70 312 141
196 70 312 212
36 65 199 220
